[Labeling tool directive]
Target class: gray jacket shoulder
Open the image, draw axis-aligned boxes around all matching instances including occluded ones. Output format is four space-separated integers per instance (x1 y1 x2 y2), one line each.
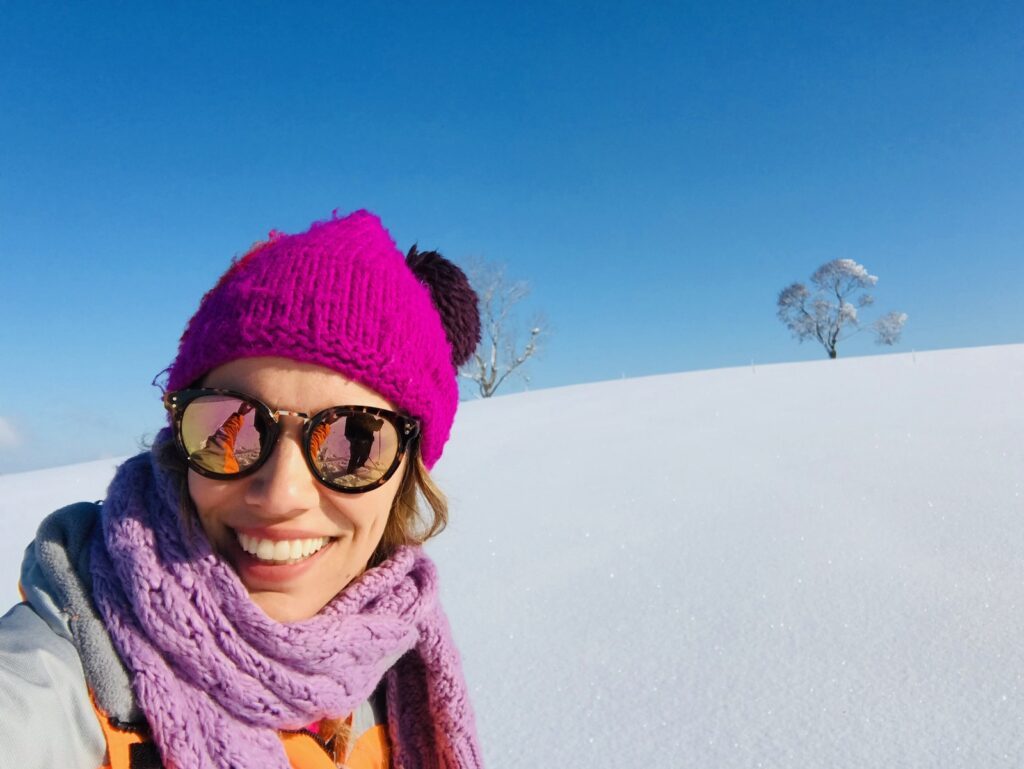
0 603 104 769
0 502 112 769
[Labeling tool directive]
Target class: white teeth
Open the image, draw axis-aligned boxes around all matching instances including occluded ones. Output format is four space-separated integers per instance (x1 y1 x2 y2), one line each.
257 539 276 560
236 532 330 564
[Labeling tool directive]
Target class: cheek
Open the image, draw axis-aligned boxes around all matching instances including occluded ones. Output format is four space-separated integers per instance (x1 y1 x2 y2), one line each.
326 472 404 543
327 493 393 537
186 471 233 539
366 498 391 541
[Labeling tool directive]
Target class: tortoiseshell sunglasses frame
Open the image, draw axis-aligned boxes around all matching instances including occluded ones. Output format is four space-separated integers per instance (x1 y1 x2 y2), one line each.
163 387 420 493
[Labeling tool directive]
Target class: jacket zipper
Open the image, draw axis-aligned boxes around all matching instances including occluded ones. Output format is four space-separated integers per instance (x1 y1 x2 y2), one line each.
289 726 339 764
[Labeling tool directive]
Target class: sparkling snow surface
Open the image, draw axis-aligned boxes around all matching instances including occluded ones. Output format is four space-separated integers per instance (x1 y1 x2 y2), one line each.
2 344 1023 767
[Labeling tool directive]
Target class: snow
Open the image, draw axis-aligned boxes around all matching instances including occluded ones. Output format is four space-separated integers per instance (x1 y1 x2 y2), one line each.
2 344 1023 767
811 258 878 287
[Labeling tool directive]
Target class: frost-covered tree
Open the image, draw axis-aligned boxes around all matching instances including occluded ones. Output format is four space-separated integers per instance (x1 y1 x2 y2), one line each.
459 258 548 398
777 259 907 359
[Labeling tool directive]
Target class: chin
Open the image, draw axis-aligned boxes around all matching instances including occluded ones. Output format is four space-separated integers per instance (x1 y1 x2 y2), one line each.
250 590 328 624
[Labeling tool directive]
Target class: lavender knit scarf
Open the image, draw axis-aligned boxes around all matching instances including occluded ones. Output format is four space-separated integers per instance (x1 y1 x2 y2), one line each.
90 446 482 769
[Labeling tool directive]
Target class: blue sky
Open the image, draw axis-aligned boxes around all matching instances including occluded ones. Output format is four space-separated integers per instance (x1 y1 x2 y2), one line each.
1 1 1022 472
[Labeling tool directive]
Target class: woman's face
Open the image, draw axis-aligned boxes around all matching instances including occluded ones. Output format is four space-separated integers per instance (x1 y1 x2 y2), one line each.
187 356 406 623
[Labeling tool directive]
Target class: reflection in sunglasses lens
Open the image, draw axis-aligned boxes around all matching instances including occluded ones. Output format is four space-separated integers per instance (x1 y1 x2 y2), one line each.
312 412 397 488
182 396 262 474
180 397 400 490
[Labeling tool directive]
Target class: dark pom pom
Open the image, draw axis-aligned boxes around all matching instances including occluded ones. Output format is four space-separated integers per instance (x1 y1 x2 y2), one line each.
406 245 481 367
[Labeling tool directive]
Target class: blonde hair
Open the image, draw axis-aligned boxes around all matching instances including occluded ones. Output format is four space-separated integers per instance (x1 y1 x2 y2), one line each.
369 449 448 566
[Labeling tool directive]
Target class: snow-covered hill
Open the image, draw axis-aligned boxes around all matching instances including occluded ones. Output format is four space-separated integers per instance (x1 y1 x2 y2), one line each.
2 344 1022 767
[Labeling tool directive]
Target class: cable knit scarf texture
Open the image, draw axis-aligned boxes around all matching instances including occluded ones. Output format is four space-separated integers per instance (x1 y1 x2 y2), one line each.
89 446 482 769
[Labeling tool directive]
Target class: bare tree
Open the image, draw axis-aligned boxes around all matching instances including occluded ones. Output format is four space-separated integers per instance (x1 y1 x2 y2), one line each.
777 259 907 359
460 259 547 398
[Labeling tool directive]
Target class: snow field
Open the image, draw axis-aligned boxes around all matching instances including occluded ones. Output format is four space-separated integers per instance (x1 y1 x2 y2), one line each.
2 344 1022 767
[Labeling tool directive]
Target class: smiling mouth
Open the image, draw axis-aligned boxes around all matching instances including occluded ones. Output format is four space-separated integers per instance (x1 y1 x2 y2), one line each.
235 531 332 565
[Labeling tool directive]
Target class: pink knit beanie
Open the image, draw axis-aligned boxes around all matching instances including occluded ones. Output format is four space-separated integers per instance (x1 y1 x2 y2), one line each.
166 210 480 469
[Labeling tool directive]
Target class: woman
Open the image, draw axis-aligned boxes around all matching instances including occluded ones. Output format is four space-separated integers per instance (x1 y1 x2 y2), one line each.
1 210 484 769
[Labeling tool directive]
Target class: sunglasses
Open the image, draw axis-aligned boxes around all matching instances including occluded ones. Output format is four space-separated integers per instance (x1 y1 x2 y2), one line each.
163 388 420 493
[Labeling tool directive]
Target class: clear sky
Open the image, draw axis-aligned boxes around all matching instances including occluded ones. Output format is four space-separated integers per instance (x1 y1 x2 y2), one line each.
1 1 1022 472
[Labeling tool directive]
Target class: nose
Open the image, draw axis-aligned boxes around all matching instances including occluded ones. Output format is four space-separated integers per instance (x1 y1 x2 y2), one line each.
243 422 319 518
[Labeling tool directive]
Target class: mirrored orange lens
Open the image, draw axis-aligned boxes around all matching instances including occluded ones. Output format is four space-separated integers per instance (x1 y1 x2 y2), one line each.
180 395 263 475
309 411 399 488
